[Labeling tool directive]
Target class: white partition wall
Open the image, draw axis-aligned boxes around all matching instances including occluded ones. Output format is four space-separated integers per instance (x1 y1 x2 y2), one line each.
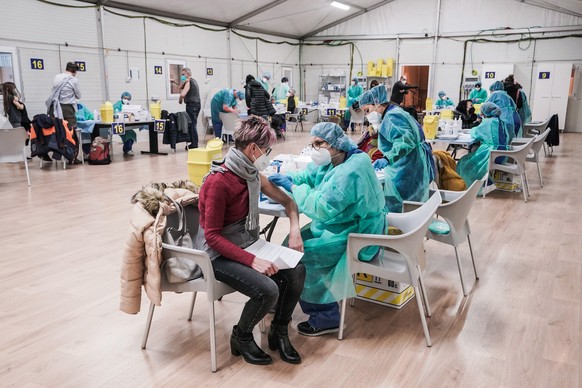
532 63 573 129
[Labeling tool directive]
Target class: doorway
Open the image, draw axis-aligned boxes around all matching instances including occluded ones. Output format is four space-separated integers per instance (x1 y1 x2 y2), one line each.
400 65 430 111
0 47 22 97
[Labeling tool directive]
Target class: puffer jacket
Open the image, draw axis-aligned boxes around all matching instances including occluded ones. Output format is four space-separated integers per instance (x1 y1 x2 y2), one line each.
120 182 199 315
247 79 275 117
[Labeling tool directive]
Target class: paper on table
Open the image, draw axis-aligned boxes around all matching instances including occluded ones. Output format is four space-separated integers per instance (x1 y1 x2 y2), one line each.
244 239 303 270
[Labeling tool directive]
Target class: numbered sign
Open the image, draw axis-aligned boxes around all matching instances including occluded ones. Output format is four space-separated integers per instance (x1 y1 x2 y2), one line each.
75 61 86 72
300 108 308 115
30 58 44 70
538 72 550 79
206 68 214 76
326 108 337 116
154 119 166 133
111 122 125 135
154 65 162 75
484 71 496 79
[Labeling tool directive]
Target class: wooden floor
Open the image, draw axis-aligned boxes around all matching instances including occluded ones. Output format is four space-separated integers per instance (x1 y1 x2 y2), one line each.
0 127 580 387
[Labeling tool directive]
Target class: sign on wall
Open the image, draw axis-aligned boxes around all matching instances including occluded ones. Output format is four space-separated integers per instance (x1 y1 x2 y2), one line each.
30 58 44 70
154 66 162 75
75 61 86 72
484 71 496 79
206 68 214 76
538 72 551 79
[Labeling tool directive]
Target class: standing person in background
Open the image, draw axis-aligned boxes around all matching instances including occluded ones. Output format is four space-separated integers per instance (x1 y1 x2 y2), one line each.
178 67 201 149
113 92 137 156
487 81 521 139
344 77 363 133
390 74 418 105
259 72 271 92
469 81 487 104
503 74 523 109
286 89 297 113
46 62 81 163
273 77 289 101
210 88 242 139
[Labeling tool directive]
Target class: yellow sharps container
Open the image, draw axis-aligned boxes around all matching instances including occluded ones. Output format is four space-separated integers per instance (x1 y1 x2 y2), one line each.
100 101 113 123
425 97 433 111
187 138 224 185
423 115 438 139
149 102 161 120
473 103 482 114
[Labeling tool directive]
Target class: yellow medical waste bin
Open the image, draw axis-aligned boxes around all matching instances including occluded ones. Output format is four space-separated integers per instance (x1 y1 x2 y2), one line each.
187 138 224 185
440 109 454 120
425 97 433 111
423 115 438 140
473 103 482 114
149 102 161 120
100 101 113 123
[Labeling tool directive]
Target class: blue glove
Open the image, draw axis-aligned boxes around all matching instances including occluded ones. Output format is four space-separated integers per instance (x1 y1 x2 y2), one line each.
268 173 294 192
373 158 388 171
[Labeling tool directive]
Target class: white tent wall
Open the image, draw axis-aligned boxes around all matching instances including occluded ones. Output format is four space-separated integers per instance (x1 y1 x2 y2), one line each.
1 0 300 137
313 0 582 39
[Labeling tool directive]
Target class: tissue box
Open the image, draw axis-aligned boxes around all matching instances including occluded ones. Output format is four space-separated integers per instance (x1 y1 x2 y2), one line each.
355 273 415 309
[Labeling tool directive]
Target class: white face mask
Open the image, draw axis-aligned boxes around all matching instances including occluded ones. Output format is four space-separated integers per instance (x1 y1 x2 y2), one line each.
122 98 130 105
262 77 268 83
366 110 382 128
253 148 271 171
311 148 332 166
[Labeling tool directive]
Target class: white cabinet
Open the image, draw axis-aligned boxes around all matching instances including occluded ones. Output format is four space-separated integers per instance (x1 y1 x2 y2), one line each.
531 63 572 129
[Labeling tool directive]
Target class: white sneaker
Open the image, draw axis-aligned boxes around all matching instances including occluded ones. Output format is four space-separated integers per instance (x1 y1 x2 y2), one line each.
125 150 134 156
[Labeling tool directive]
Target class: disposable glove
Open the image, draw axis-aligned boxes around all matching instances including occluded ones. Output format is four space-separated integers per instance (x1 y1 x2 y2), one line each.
373 158 388 171
268 173 294 192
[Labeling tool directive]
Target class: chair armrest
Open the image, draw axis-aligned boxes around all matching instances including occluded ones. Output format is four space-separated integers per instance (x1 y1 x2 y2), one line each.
402 200 423 213
511 137 529 145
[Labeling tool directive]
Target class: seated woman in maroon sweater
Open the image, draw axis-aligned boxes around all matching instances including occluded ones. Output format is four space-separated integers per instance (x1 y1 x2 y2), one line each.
198 116 305 366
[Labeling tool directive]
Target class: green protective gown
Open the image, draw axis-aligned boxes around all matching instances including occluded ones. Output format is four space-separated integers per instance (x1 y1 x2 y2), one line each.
469 88 488 104
457 117 510 185
288 151 385 304
486 91 521 139
113 100 137 143
273 83 289 100
379 105 435 213
344 83 363 121
435 98 455 109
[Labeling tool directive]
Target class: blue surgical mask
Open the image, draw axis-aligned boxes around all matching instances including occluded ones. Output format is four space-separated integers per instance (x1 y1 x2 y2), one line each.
180 75 187 81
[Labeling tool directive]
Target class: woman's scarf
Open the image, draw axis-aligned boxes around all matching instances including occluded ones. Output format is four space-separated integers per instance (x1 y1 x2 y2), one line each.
210 147 260 235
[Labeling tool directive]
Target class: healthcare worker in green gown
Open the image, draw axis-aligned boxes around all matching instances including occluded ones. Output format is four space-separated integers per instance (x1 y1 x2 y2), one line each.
113 91 137 155
259 72 271 92
344 77 363 132
268 122 385 336
457 102 511 186
360 85 436 213
435 90 455 109
487 81 521 139
469 82 488 104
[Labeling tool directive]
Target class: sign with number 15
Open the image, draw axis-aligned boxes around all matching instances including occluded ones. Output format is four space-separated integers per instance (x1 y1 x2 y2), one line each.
154 120 166 133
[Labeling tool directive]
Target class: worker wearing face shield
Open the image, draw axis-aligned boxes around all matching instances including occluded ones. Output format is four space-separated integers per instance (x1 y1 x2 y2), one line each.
359 85 436 213
268 122 385 336
456 102 510 186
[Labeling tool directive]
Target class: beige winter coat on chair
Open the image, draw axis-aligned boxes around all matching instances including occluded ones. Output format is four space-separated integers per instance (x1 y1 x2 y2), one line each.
120 186 198 315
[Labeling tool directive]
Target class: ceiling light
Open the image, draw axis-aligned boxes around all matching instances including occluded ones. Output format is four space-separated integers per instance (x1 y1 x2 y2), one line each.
331 1 350 11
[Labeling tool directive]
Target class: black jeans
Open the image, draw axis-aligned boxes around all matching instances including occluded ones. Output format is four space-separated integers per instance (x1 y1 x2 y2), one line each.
185 102 200 148
212 257 306 334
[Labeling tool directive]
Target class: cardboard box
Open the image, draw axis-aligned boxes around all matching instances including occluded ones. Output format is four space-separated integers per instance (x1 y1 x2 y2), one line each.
492 170 522 192
355 273 415 309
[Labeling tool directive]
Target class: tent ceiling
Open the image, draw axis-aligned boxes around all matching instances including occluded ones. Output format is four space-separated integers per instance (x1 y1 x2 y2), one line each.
78 0 582 39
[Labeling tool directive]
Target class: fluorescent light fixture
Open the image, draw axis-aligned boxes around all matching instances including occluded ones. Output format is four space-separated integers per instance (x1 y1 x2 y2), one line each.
331 1 350 11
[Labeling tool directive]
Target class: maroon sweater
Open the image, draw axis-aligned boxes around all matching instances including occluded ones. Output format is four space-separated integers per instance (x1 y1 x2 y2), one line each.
199 168 256 266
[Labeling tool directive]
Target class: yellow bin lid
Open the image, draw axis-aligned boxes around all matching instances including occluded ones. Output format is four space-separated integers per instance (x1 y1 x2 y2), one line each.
207 138 224 150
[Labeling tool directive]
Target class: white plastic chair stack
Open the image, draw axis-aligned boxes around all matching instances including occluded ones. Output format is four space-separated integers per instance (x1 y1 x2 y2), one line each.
218 112 239 144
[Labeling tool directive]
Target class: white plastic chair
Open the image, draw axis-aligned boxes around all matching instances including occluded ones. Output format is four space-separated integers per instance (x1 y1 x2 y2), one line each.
403 177 486 296
0 127 30 186
218 112 239 144
141 205 236 373
511 128 551 187
339 191 442 346
485 137 535 202
523 118 550 156
286 108 305 132
348 106 366 133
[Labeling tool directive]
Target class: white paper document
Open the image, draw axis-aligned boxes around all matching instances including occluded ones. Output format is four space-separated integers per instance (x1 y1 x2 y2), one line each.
244 239 303 270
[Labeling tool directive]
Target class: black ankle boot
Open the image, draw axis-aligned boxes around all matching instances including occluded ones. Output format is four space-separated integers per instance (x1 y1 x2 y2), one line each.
230 326 272 365
268 323 302 364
